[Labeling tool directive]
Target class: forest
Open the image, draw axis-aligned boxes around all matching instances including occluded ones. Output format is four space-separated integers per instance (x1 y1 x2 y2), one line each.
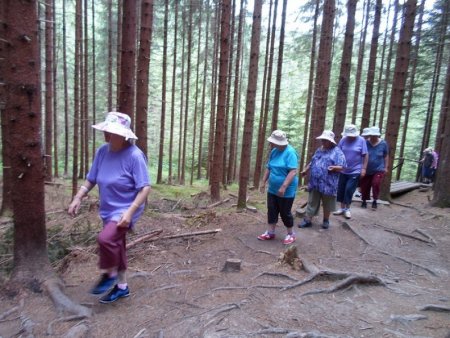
1 0 450 337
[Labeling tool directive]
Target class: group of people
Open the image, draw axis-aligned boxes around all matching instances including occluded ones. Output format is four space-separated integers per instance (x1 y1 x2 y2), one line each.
258 124 389 245
68 111 391 304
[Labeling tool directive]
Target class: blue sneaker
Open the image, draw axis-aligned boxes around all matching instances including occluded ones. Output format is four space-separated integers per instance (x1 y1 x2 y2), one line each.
322 220 330 229
99 285 130 304
298 219 312 228
90 273 117 295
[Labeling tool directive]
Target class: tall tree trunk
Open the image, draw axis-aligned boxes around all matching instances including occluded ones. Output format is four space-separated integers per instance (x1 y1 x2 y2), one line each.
227 0 245 184
169 0 179 185
271 0 288 130
333 0 357 139
307 0 335 163
158 0 168 184
116 0 122 109
381 0 417 200
378 0 399 130
373 0 392 126
136 0 154 158
299 0 319 185
72 0 82 197
91 0 97 156
181 0 194 185
253 0 274 189
45 0 54 180
351 0 370 124
360 0 382 131
178 9 186 183
83 0 89 176
63 0 69 176
52 0 58 178
210 0 231 201
118 0 136 117
396 0 425 181
107 0 113 111
198 0 211 180
191 3 203 185
431 52 450 207
237 0 263 209
4 0 52 280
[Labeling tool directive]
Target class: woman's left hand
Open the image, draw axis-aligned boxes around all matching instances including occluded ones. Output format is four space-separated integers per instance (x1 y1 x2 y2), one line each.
277 186 286 197
117 210 133 228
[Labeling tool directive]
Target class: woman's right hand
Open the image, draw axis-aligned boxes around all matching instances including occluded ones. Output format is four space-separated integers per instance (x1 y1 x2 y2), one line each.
68 197 81 217
259 181 266 194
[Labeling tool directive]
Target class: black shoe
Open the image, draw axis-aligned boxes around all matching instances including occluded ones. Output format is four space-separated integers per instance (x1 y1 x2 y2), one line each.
99 285 130 304
90 273 117 295
361 201 367 208
322 220 330 229
372 200 377 209
298 219 312 228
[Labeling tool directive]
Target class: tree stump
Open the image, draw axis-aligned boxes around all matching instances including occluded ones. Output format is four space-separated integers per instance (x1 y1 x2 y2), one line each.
279 246 302 270
222 258 242 272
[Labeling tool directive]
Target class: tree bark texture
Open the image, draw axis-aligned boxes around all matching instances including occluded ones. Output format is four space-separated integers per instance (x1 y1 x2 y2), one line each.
237 0 263 209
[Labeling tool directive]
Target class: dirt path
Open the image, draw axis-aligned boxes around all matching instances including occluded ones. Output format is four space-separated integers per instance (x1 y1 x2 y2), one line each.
1 188 449 337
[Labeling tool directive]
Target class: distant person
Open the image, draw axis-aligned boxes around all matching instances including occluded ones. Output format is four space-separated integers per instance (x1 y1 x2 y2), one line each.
298 130 346 229
333 124 368 219
420 147 436 183
258 130 299 245
68 112 151 304
359 127 389 209
355 127 372 198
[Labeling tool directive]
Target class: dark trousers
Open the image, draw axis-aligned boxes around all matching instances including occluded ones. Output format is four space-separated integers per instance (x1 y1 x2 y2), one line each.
267 192 294 228
336 173 360 206
360 172 385 201
98 221 128 271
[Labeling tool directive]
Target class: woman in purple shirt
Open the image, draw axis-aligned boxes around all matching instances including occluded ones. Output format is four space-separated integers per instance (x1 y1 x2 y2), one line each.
333 124 368 219
68 112 151 304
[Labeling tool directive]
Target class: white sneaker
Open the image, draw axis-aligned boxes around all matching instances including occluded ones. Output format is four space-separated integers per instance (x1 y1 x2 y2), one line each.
344 209 351 219
333 208 345 215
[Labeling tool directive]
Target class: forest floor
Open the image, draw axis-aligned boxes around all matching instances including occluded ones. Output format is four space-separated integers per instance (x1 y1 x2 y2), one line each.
0 182 450 338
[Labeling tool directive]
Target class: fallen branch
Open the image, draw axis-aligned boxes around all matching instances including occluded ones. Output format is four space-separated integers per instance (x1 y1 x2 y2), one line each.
342 221 438 276
0 305 19 321
206 198 230 209
126 229 163 249
419 304 450 312
159 228 222 240
171 199 183 211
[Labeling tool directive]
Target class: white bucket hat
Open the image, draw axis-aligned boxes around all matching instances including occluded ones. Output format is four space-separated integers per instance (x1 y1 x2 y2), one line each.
342 124 359 137
92 112 138 140
316 130 336 144
267 130 288 146
361 127 371 136
367 126 381 136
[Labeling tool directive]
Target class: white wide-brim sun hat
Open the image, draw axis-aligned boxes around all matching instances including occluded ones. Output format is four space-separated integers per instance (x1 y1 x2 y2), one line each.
367 126 381 136
342 124 359 137
267 130 288 146
316 130 336 144
92 112 138 140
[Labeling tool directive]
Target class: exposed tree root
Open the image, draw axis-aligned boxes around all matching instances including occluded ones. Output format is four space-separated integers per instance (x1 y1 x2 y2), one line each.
44 278 91 318
419 304 450 312
47 315 89 335
250 328 351 337
412 228 436 245
342 221 438 276
374 223 435 245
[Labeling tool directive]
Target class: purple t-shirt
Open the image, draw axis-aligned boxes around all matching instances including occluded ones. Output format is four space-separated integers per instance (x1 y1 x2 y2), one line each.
338 136 368 175
87 143 150 226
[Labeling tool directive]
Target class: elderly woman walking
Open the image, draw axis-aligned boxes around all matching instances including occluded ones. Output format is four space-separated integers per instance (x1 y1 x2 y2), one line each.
360 127 389 209
333 124 368 219
258 130 299 245
68 112 151 304
298 130 346 229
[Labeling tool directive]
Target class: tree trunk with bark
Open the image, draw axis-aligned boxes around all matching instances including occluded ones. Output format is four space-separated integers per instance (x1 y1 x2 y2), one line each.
307 0 335 163
381 0 417 200
210 0 231 201
360 0 381 130
118 0 137 118
136 0 153 157
45 0 54 180
237 0 263 209
333 0 357 142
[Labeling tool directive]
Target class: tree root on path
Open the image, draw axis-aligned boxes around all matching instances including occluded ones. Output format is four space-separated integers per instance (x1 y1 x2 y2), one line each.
342 221 438 276
249 327 352 337
44 278 92 318
419 304 450 312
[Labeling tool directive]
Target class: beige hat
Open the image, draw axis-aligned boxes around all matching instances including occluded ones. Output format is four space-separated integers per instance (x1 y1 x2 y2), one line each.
342 124 359 137
361 127 371 136
367 126 381 136
92 112 138 140
267 130 288 146
316 130 336 144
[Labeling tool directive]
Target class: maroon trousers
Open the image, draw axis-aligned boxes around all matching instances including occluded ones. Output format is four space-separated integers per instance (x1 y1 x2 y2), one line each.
98 221 128 271
360 172 385 201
